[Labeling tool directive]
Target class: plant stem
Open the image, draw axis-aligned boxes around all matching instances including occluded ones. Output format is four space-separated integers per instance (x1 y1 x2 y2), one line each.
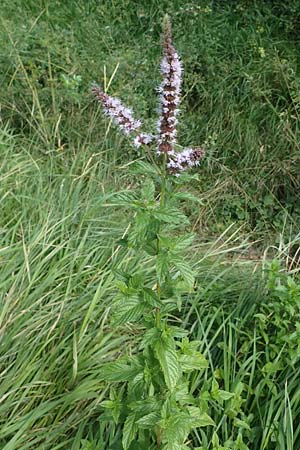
155 153 168 329
160 153 167 209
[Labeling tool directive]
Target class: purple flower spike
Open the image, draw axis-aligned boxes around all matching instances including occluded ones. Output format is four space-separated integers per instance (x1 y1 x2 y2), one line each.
157 15 182 155
92 85 142 135
167 147 205 175
133 133 155 148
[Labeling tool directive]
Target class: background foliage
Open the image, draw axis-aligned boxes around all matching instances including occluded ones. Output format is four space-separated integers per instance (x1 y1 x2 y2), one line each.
0 1 300 449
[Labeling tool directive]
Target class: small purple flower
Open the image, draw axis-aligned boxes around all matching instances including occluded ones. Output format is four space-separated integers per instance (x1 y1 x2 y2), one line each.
92 85 142 135
157 16 182 155
167 147 205 175
133 133 155 148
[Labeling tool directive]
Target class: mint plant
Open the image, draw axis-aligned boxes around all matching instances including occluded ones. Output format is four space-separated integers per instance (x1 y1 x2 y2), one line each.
91 16 229 450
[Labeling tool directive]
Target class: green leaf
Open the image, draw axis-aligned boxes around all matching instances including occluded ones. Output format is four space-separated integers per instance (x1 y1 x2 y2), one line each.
142 288 162 307
172 257 195 287
130 160 159 178
173 233 196 251
113 295 145 325
154 333 180 390
99 359 142 382
156 252 169 284
141 180 155 202
161 412 191 445
137 411 161 428
140 327 160 348
162 444 190 450
179 353 208 372
187 407 215 428
216 390 235 402
122 413 138 450
152 207 188 225
105 190 137 206
173 191 203 204
100 399 122 424
233 418 251 431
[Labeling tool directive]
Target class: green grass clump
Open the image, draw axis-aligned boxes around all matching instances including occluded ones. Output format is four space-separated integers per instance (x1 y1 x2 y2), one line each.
0 127 133 449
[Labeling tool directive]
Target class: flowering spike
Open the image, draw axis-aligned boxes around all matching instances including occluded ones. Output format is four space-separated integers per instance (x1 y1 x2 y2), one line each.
133 133 155 148
157 15 182 155
91 15 205 175
167 147 205 175
92 85 142 135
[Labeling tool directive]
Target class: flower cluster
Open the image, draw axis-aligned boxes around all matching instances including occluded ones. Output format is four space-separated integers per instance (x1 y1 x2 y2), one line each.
91 15 204 175
91 85 142 135
157 16 182 155
167 147 205 175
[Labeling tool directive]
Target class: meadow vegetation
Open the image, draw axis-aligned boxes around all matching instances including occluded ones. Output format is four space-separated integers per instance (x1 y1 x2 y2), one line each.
1 1 300 449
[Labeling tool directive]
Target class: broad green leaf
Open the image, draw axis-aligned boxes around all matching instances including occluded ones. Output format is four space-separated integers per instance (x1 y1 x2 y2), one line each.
172 257 195 287
156 252 169 284
105 190 137 206
99 360 142 382
179 353 208 372
173 191 203 204
141 180 155 202
122 413 138 450
113 295 145 325
140 327 160 348
212 431 220 447
162 444 190 450
142 288 162 307
128 398 160 415
187 407 215 428
100 399 122 424
130 160 159 177
233 418 251 431
172 233 196 251
215 390 235 402
137 411 161 428
161 412 192 445
154 334 180 390
152 207 188 225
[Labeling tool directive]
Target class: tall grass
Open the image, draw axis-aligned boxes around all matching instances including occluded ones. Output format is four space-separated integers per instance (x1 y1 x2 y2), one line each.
0 127 133 449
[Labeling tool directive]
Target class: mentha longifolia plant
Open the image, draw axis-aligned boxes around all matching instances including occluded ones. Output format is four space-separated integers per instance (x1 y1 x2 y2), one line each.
91 15 248 450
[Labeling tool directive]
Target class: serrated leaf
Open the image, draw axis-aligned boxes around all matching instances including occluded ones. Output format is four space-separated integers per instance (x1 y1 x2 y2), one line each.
105 190 137 206
100 399 122 424
140 327 160 348
173 233 196 251
143 288 162 307
122 413 138 450
187 408 215 428
179 353 208 372
152 207 188 224
137 411 161 428
99 360 142 382
130 160 159 177
233 418 251 431
115 280 129 293
173 191 203 204
156 252 169 284
162 444 190 450
216 390 235 402
172 257 195 287
154 334 180 390
128 397 160 415
161 412 191 445
113 295 145 325
141 180 156 202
